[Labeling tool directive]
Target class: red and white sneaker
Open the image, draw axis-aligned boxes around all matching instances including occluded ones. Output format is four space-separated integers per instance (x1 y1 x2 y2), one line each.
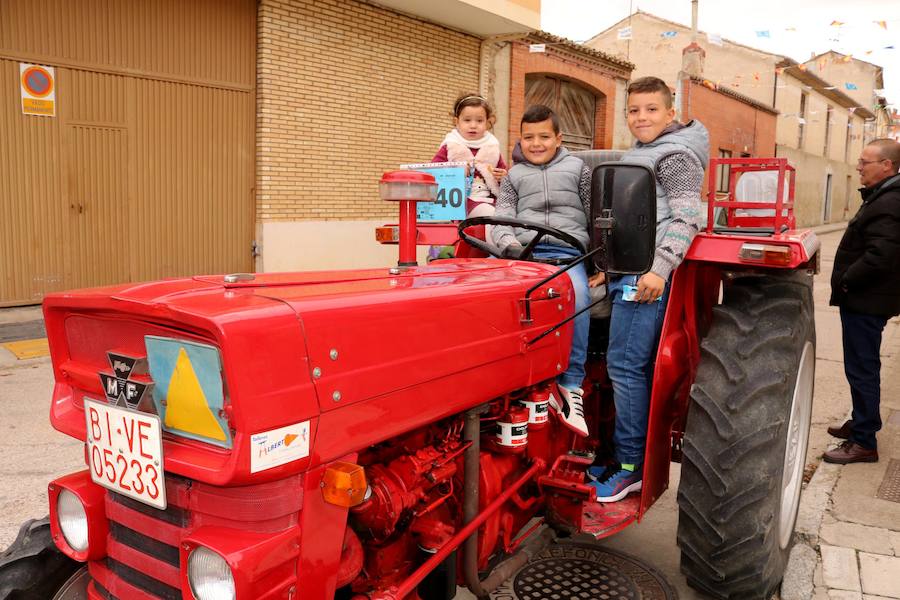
549 385 589 437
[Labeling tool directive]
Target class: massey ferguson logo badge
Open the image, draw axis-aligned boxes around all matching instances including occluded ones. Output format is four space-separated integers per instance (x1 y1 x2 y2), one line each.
99 352 154 411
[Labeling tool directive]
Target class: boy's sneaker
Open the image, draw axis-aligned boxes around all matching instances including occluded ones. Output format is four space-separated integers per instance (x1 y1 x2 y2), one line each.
589 465 642 503
548 385 589 437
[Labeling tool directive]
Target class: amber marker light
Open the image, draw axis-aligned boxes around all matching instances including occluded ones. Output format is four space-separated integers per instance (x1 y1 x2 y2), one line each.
738 243 792 266
322 461 368 507
375 226 400 243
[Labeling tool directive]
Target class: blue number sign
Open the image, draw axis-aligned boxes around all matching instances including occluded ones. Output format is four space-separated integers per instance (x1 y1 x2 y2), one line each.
400 162 468 221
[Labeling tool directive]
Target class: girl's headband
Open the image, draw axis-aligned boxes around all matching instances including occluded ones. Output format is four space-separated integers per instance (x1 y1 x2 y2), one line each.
454 95 488 115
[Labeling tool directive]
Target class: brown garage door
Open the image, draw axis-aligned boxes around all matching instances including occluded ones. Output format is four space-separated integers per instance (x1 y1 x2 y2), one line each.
0 0 255 306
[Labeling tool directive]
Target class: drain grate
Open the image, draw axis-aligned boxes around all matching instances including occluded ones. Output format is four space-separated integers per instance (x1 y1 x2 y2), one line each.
490 542 676 600
0 320 46 343
875 459 900 503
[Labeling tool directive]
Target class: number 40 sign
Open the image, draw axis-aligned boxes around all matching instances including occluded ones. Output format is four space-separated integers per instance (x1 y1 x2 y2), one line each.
400 162 468 222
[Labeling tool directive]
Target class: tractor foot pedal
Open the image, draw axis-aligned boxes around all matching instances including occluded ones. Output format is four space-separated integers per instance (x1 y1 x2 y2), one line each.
581 496 640 539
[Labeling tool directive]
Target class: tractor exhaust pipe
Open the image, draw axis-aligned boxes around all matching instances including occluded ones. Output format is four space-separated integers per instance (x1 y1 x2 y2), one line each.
463 405 489 598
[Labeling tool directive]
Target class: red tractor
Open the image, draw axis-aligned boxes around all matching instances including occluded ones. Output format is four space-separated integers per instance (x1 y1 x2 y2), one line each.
0 155 817 600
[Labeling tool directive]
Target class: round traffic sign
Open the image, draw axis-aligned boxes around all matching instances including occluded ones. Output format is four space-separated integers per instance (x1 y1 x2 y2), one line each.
21 66 53 98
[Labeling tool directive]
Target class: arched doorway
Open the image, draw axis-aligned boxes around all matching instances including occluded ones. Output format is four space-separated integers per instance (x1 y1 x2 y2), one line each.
525 75 598 151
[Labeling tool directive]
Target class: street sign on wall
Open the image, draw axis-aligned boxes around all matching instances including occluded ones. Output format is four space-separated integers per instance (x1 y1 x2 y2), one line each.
20 63 55 117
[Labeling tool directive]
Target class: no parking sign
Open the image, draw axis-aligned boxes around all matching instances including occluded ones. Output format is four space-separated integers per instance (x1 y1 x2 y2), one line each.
20 63 56 117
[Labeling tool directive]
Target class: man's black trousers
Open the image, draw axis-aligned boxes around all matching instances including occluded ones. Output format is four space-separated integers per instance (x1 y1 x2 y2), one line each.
840 306 889 450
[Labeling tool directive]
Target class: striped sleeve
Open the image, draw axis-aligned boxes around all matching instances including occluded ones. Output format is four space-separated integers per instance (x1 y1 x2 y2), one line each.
651 152 704 279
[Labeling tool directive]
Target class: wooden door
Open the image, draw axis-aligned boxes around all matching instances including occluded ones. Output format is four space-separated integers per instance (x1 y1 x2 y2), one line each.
525 75 596 151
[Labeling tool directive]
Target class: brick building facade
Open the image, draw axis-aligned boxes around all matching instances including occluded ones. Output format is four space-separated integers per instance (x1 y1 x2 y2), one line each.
256 0 485 270
680 77 777 158
507 33 632 156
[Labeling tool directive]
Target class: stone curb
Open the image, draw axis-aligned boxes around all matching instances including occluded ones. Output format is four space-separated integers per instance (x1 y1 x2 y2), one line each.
780 462 843 600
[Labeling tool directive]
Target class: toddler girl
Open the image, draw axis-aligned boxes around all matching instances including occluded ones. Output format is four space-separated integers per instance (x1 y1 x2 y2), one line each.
433 93 508 224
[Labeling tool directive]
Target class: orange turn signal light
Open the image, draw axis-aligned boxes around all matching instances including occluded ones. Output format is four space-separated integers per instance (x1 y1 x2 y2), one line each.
738 243 792 266
322 461 368 507
375 226 399 243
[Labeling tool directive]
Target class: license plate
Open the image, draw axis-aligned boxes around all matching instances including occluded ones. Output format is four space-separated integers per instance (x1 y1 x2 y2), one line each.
84 399 166 509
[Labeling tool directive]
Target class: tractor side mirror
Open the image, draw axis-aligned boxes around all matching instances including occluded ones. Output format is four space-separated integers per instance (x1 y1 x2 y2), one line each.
590 162 657 275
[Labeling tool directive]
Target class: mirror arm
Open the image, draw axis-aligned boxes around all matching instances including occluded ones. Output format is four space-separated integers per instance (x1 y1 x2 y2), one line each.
526 291 608 346
521 246 604 324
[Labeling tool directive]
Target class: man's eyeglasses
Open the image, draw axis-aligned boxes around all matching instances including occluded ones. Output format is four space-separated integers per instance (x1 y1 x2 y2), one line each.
857 158 888 167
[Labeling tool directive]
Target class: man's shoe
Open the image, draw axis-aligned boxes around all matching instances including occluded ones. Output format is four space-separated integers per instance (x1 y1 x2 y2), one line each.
827 420 854 440
823 441 878 464
549 386 589 437
589 465 642 503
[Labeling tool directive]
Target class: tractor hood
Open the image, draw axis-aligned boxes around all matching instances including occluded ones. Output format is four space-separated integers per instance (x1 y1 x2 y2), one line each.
43 259 573 483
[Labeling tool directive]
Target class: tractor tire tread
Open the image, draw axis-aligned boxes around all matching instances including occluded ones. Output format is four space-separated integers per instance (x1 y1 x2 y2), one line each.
677 273 815 599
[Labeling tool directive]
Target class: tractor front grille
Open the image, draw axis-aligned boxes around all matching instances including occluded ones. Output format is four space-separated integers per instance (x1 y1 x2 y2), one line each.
86 472 305 599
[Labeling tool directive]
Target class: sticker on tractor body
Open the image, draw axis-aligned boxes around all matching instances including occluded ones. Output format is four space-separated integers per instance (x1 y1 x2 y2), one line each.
250 421 311 473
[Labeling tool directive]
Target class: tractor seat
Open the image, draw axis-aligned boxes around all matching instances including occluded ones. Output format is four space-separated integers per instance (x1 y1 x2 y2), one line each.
572 149 626 172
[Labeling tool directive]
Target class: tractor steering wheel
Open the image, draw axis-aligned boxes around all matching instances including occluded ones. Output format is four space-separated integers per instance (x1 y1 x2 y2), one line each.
457 216 587 261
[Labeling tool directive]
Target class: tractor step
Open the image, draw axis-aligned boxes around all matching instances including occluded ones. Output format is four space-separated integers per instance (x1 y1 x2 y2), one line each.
538 453 641 539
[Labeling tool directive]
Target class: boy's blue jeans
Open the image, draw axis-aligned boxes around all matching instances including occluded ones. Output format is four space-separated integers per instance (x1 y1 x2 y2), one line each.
607 274 671 465
532 244 589 390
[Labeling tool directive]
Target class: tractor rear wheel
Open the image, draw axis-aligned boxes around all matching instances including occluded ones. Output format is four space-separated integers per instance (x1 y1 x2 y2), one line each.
0 517 82 600
676 273 815 599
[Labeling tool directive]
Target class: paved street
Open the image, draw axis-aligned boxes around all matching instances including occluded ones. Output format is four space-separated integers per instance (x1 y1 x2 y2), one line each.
2 226 899 599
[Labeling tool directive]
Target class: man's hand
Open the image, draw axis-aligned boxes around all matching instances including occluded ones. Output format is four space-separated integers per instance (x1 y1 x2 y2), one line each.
502 244 525 259
589 272 606 287
636 272 665 303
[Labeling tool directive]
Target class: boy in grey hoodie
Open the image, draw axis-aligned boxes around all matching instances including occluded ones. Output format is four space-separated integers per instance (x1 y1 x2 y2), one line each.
492 105 593 438
588 76 709 502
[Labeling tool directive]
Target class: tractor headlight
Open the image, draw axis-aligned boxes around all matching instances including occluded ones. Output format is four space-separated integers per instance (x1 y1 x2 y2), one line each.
188 546 235 600
56 489 89 552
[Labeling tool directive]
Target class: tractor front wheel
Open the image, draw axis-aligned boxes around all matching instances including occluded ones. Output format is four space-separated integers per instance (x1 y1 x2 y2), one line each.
676 273 815 599
0 517 82 600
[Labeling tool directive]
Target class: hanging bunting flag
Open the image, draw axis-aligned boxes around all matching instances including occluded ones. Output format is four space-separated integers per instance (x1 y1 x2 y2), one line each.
701 79 716 90
848 107 858 114
797 63 807 71
617 26 632 40
845 82 858 90
830 20 844 27
661 30 678 38
707 32 723 46
755 30 771 38
874 21 887 30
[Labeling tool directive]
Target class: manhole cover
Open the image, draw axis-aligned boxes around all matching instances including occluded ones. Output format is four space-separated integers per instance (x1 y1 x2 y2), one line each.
490 541 677 600
876 459 900 503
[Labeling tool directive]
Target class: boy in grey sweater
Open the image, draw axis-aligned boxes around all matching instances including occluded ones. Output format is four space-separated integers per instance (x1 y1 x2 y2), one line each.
588 76 709 502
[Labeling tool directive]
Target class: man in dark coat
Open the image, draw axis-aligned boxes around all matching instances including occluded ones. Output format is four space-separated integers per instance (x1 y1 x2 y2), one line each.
825 138 900 464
